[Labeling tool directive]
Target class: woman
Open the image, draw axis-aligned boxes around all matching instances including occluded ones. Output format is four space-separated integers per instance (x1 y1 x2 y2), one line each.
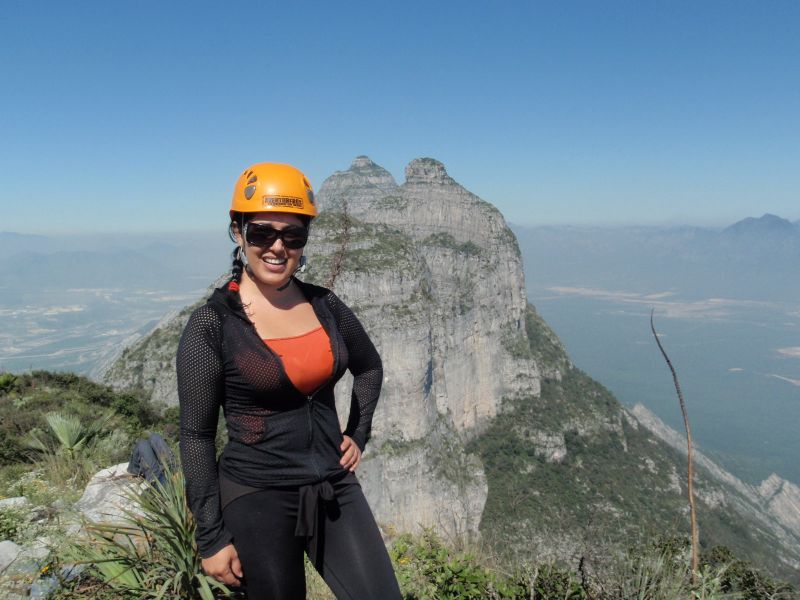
177 163 401 599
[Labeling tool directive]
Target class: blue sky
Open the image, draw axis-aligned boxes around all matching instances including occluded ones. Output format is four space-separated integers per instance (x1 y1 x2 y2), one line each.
1 1 798 232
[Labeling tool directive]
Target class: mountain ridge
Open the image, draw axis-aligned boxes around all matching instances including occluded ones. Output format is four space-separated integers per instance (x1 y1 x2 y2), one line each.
723 213 798 236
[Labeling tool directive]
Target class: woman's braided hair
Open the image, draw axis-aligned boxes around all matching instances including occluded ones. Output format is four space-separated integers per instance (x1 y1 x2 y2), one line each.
228 211 251 285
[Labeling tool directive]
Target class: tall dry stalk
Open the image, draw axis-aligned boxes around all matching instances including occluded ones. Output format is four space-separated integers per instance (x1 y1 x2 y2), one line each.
650 309 699 583
325 197 351 290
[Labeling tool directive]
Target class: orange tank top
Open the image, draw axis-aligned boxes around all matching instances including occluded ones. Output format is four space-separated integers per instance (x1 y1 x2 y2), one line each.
263 326 334 396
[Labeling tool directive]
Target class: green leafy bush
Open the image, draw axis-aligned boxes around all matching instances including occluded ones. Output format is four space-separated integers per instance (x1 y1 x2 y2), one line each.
0 506 25 542
386 531 797 599
391 530 515 599
0 372 17 394
0 428 23 465
390 530 590 599
0 371 175 500
703 545 796 599
23 411 112 493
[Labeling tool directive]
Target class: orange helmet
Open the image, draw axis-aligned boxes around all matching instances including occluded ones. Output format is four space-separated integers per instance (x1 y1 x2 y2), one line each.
230 163 317 220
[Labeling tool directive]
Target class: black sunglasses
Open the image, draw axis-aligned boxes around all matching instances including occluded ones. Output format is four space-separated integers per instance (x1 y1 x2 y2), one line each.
244 222 309 249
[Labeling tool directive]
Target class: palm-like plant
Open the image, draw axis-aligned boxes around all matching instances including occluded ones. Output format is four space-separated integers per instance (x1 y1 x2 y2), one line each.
26 412 111 458
24 411 112 490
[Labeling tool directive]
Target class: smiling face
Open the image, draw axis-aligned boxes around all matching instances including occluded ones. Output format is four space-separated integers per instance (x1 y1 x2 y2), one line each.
235 212 307 288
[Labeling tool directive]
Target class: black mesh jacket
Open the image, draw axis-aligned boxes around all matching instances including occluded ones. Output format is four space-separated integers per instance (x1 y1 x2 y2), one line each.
177 277 383 557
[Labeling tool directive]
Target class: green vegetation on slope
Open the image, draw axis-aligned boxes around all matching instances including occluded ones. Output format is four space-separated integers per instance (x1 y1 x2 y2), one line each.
0 370 186 512
470 303 800 585
106 299 201 389
422 232 482 256
468 373 684 562
306 212 420 283
56 493 795 600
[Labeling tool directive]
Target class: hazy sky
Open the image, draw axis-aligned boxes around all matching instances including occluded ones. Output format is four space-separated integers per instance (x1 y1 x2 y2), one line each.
1 1 798 233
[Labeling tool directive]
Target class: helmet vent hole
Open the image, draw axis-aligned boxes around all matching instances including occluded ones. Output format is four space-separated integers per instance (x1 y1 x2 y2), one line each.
247 174 257 185
244 185 256 200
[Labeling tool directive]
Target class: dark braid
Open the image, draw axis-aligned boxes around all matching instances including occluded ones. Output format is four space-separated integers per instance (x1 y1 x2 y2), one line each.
228 211 252 286
230 245 245 284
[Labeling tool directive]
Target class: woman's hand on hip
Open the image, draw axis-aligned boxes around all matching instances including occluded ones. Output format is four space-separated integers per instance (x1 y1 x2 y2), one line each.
340 435 362 471
201 543 243 587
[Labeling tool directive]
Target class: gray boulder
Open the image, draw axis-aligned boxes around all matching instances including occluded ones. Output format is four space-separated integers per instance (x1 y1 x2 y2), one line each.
0 540 22 574
0 498 28 510
74 462 145 524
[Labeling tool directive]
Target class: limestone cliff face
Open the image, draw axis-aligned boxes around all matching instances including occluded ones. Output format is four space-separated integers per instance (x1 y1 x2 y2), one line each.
298 156 541 539
313 156 538 432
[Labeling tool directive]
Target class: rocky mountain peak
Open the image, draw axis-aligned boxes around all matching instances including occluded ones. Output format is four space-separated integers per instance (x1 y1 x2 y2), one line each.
404 157 456 186
350 155 377 169
316 156 398 213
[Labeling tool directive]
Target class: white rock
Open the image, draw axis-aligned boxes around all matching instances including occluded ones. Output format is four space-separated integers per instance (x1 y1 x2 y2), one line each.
0 540 23 573
74 462 145 524
759 473 800 534
0 497 28 510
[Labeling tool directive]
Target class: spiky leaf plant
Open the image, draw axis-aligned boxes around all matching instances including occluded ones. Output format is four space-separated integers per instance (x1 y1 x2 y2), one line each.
66 466 240 599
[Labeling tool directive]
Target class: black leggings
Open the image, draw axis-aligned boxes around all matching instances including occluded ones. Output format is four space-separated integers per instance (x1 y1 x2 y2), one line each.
222 474 401 600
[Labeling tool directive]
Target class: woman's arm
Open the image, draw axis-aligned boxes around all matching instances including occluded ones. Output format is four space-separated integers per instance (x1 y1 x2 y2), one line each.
176 304 233 558
327 292 383 451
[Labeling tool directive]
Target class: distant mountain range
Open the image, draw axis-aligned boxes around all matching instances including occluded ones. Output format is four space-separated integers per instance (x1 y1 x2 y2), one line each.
3 213 795 295
511 213 800 302
0 231 231 295
722 213 799 236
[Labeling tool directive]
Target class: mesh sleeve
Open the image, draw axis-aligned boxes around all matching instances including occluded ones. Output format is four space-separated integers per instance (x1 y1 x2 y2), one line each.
176 304 233 558
328 292 383 451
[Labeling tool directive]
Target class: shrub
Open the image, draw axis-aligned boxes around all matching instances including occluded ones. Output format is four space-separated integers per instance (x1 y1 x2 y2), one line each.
0 372 17 394
0 506 26 542
391 530 505 599
0 428 24 465
589 537 732 600
389 530 593 599
528 565 587 599
23 411 113 493
703 545 796 599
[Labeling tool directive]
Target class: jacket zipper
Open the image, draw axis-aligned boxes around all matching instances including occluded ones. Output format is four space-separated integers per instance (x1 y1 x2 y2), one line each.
306 391 315 447
306 390 321 479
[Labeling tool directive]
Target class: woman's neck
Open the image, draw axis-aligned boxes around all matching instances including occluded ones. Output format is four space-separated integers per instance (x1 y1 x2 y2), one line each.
239 270 300 309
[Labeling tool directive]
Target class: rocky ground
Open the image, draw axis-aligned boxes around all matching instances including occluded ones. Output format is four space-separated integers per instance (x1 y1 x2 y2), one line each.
0 463 143 598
